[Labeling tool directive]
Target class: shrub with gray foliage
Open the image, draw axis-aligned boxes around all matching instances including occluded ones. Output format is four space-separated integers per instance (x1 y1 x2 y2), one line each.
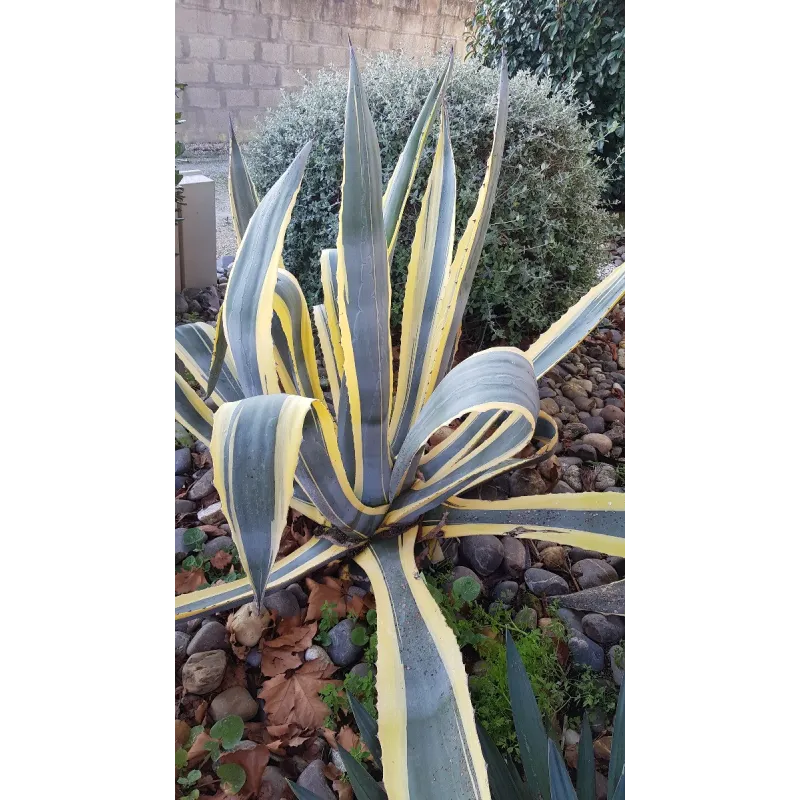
247 52 613 345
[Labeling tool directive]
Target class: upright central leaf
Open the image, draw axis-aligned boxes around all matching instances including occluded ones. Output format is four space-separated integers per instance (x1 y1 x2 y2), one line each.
336 48 393 506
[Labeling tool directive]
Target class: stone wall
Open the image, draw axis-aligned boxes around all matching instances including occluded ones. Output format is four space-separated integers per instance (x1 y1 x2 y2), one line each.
176 0 473 143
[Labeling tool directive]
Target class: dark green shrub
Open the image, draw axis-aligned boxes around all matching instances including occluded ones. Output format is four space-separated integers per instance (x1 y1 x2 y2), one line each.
247 53 612 346
466 0 625 205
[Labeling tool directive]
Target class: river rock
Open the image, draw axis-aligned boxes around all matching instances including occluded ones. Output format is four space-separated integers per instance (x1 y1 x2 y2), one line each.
203 536 233 559
349 662 372 679
552 480 576 493
562 381 589 400
229 603 267 647
608 645 625 686
555 607 584 633
508 469 547 497
197 502 226 525
210 686 259 722
582 433 613 456
460 535 504 576
569 547 604 563
540 545 568 571
286 583 308 607
501 536 530 576
259 765 288 800
561 464 584 491
326 618 364 667
182 650 227 693
524 568 570 597
606 556 625 578
187 469 215 501
508 605 537 633
446 566 484 595
304 646 334 670
263 589 300 620
582 613 624 645
566 442 598 462
492 580 519 604
593 464 617 491
176 292 189 314
600 406 625 424
175 448 192 475
175 631 191 661
187 620 229 655
572 559 618 590
540 398 560 416
568 633 605 671
563 422 590 440
297 760 336 800
605 423 625 444
176 499 197 516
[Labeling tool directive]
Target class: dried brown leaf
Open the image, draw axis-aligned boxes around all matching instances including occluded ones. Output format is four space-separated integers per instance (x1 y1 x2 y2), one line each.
175 719 191 749
211 550 233 569
305 577 348 621
175 568 209 595
218 743 273 799
258 659 341 730
265 621 317 651
261 648 303 678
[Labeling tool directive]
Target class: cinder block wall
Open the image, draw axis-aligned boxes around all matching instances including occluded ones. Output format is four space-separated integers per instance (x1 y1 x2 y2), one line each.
176 0 473 143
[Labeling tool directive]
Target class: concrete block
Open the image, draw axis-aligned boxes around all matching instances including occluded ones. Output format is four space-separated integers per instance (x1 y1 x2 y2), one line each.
233 12 271 38
366 29 393 51
225 38 256 60
221 0 257 11
321 46 348 67
187 35 221 59
176 60 211 83
176 8 233 37
249 64 279 86
291 44 320 66
224 88 256 106
259 42 289 63
213 63 243 83
186 87 220 108
177 171 217 290
258 88 283 107
311 21 343 45
281 19 310 41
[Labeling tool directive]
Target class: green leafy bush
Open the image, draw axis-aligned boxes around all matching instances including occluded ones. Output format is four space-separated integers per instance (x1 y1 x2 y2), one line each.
466 0 625 205
247 52 612 345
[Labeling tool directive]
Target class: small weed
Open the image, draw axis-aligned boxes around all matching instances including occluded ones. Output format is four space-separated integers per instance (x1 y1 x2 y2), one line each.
315 601 340 647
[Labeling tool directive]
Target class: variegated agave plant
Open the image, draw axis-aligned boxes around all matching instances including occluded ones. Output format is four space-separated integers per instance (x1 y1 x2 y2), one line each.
175 48 625 800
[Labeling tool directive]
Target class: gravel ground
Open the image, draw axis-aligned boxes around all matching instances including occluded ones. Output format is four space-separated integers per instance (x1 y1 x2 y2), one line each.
177 149 624 278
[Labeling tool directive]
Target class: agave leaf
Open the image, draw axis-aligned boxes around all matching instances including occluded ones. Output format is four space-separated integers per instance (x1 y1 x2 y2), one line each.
312 304 341 410
477 721 528 800
607 679 625 797
272 269 325 401
423 492 625 558
420 53 510 401
175 372 214 446
347 690 382 770
224 141 312 398
506 630 550 798
228 116 260 244
210 394 316 610
355 532 491 799
526 264 625 378
577 712 595 800
175 536 356 621
337 745 386 800
389 104 457 454
389 348 539 502
175 321 243 405
319 248 344 382
205 309 230 401
336 47 393 506
547 739 578 800
287 780 328 800
383 50 453 263
610 768 625 800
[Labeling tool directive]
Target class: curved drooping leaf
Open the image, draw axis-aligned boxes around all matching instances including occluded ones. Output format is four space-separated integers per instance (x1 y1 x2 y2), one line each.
287 780 327 800
423 492 625 558
611 768 625 800
547 739 578 800
228 117 260 243
337 745 386 800
607 679 625 798
174 535 356 620
356 532 491 800
175 321 243 405
175 372 214 446
577 712 595 800
347 690 382 770
506 631 550 799
223 141 312 398
336 47 393 506
419 53 510 401
389 348 539 501
526 264 625 378
272 268 324 401
389 104 457 454
383 50 453 264
211 394 315 610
